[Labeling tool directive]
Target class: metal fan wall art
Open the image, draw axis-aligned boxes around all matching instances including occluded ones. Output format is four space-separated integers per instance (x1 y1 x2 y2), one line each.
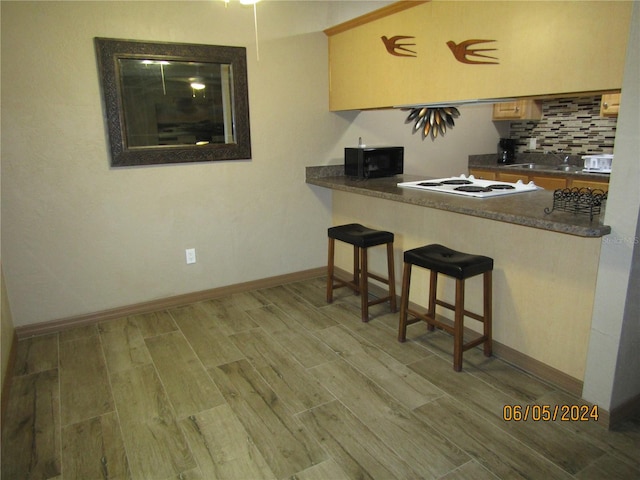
403 106 460 140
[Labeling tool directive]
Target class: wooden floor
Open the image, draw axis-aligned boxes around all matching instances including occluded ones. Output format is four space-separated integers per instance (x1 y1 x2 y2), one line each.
2 276 639 480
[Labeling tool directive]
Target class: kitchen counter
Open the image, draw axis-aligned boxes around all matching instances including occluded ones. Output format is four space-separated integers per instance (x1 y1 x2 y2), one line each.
468 153 611 182
307 164 605 387
470 163 612 181
306 166 611 238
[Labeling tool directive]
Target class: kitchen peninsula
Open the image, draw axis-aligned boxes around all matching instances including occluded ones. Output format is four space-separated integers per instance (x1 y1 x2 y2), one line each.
307 166 610 392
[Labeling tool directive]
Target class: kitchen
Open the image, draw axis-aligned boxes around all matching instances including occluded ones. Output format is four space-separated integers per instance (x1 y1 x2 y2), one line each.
307 0 639 426
1 0 638 460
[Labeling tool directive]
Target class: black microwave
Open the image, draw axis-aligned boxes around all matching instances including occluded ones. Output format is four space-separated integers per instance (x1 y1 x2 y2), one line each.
344 146 404 178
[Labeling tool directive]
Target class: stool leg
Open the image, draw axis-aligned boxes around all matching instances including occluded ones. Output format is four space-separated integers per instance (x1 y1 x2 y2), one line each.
483 270 493 357
326 237 335 303
453 278 465 372
353 246 360 295
426 271 437 331
386 242 397 312
398 262 412 342
360 247 369 322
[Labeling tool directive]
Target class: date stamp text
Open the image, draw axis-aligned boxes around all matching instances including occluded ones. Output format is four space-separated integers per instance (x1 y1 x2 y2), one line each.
503 404 599 422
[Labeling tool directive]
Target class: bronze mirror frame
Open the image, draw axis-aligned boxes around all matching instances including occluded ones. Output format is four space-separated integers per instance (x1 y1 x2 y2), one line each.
95 37 251 167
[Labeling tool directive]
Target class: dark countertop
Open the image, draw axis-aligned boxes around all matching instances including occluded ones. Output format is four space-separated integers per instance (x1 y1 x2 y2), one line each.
306 166 611 238
468 153 611 182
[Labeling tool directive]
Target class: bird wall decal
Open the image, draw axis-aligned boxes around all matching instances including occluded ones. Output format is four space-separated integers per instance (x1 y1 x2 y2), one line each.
446 39 499 64
381 35 417 57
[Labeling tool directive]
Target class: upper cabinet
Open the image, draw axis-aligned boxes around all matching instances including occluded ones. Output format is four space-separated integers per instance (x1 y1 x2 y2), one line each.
600 92 621 117
492 99 542 121
325 1 633 111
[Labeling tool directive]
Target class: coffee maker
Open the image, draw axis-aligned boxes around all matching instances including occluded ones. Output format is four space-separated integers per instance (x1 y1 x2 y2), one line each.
497 138 516 165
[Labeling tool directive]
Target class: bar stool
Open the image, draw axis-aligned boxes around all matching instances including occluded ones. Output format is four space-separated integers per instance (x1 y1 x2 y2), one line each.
327 223 397 322
398 244 493 371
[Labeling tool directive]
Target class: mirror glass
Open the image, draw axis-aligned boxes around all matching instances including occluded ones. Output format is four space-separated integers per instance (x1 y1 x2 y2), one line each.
119 59 235 148
95 38 251 167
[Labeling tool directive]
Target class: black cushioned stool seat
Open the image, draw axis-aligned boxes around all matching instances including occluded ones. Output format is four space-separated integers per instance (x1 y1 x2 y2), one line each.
327 224 397 322
398 244 493 371
404 244 494 279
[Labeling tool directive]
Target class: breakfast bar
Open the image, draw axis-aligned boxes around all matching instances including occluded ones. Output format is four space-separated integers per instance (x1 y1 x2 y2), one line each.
306 166 611 238
307 166 610 392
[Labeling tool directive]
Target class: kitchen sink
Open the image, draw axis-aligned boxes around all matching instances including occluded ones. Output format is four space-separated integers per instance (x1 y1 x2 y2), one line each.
504 163 550 170
556 165 582 172
504 163 582 172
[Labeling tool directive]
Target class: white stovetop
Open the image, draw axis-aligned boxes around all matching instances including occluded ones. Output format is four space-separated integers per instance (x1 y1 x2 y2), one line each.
398 174 540 198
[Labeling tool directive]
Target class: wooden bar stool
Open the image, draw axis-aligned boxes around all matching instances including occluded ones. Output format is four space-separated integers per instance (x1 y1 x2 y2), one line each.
327 223 397 322
398 244 493 371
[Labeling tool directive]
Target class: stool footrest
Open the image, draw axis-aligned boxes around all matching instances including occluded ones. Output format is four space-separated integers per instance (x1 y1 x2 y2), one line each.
368 295 393 307
434 299 486 323
332 276 395 308
462 335 489 352
330 272 391 294
406 309 488 352
367 271 391 285
330 277 360 295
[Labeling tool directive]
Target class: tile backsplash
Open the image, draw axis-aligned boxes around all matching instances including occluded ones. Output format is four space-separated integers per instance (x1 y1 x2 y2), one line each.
508 95 617 155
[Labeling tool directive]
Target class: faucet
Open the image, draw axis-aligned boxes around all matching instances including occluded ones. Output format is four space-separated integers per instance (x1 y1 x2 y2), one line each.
547 149 577 171
547 149 570 165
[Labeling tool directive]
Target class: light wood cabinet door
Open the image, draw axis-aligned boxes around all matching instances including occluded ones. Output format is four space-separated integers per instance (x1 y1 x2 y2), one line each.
600 93 621 117
570 179 609 191
497 172 530 184
492 100 542 121
531 176 567 190
469 169 497 180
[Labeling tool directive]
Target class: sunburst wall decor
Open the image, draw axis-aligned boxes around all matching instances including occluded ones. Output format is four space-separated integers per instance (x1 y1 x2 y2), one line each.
403 106 460 140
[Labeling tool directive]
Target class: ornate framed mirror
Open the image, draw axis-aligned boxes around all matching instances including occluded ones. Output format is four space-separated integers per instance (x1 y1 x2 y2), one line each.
95 37 251 167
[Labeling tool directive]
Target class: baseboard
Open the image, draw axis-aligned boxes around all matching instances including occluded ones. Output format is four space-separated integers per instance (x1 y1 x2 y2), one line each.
1 330 18 427
15 267 326 339
490 342 583 396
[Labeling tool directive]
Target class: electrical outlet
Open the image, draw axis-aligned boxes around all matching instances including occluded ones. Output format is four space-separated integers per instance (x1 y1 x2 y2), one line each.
528 137 537 150
185 248 196 264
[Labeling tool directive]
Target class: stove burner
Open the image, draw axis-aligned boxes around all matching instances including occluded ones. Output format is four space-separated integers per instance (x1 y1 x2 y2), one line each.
487 184 516 190
417 182 443 187
454 185 493 193
442 179 473 185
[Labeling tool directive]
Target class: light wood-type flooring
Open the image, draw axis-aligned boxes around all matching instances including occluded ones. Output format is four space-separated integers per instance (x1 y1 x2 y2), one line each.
2 277 639 479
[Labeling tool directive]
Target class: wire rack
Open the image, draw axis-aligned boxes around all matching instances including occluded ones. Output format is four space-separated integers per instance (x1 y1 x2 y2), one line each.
544 187 608 222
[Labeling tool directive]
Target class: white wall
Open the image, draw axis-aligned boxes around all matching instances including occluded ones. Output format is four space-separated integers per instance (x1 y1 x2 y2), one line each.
325 104 502 178
583 1 640 413
1 1 500 328
1 1 336 327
